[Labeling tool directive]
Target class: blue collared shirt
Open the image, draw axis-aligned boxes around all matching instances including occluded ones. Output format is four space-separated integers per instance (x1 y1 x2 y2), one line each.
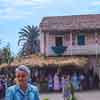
5 84 40 100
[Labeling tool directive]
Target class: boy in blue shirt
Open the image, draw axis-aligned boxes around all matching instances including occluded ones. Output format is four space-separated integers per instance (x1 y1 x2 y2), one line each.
5 65 40 100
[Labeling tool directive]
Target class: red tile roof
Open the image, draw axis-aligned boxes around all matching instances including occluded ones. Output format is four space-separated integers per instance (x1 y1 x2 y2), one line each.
40 14 100 31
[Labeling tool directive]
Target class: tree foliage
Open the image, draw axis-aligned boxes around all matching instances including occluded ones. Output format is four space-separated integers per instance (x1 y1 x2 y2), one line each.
18 25 40 56
2 43 14 64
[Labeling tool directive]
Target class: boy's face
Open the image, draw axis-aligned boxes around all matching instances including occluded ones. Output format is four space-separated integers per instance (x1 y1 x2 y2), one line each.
16 71 28 86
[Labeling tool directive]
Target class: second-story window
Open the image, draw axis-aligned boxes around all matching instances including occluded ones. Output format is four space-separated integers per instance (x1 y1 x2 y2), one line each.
55 36 63 46
77 34 85 45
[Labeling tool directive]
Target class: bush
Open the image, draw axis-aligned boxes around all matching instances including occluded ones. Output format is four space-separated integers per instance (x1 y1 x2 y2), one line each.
71 95 77 100
71 82 77 100
43 98 49 100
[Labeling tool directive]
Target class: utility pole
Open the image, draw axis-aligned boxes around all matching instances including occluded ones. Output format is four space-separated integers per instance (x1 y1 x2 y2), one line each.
70 32 73 56
95 32 98 67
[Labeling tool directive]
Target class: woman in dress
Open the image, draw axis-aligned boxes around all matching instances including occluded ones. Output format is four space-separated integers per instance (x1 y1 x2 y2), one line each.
53 73 60 91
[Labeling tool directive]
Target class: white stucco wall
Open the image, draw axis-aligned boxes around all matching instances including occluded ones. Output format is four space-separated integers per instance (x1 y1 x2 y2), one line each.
46 33 55 56
40 32 56 56
40 31 44 54
40 32 100 56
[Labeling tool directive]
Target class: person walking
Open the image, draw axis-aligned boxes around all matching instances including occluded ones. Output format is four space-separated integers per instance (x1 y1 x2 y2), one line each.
53 73 60 92
0 75 6 100
5 65 40 100
48 74 53 92
63 75 72 100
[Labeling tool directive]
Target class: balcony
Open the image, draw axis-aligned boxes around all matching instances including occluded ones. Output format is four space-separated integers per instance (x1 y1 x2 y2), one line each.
52 45 67 56
64 44 100 55
47 44 100 56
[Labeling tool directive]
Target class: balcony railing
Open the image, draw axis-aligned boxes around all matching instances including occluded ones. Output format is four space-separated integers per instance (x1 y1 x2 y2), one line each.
64 44 100 55
48 44 100 56
52 45 67 55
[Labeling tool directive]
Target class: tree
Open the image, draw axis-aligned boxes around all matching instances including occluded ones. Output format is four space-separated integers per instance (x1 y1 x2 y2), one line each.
18 25 40 56
0 40 1 63
2 43 14 64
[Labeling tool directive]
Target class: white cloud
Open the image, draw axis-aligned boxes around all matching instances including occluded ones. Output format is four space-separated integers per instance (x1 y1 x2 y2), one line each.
14 0 35 6
0 0 52 20
0 10 33 20
1 0 52 9
13 0 52 9
91 1 100 6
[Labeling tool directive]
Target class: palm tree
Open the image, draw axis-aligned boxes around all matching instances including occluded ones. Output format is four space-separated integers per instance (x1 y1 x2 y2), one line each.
18 25 40 56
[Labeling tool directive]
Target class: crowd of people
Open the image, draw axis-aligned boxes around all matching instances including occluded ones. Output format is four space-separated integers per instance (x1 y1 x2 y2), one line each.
0 75 6 99
34 69 100 92
0 66 100 100
0 65 40 100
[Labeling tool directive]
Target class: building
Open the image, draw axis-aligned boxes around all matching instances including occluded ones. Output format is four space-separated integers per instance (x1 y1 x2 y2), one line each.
39 14 100 77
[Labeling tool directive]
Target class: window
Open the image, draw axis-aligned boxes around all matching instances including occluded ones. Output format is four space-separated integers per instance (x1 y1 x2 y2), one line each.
55 36 63 46
77 34 85 45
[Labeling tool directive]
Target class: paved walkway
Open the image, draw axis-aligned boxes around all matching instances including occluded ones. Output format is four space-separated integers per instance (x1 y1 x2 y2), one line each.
41 91 100 100
76 91 100 100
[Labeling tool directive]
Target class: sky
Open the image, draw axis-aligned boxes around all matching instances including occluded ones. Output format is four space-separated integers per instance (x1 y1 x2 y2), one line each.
0 0 100 55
